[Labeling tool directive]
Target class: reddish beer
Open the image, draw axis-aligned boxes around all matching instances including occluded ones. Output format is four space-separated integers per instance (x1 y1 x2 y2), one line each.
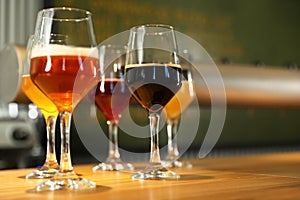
30 46 99 112
94 78 132 122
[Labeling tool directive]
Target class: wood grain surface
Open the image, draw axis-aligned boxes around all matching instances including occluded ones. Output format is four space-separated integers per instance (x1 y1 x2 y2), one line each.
0 152 299 200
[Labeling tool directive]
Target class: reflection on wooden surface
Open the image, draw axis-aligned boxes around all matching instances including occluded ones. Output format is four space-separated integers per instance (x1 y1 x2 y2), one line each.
0 152 299 199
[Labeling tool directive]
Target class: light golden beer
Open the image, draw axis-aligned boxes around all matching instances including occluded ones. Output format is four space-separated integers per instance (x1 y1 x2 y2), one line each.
21 75 58 119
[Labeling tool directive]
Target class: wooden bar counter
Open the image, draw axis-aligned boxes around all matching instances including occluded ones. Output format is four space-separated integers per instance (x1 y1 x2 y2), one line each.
0 151 299 200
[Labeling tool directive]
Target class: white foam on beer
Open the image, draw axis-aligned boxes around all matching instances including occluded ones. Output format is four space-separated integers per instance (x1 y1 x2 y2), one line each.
31 44 98 58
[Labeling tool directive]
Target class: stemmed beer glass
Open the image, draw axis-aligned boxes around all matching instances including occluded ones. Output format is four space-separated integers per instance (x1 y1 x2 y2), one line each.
92 44 134 171
22 35 59 178
125 24 182 179
29 7 100 190
163 51 196 167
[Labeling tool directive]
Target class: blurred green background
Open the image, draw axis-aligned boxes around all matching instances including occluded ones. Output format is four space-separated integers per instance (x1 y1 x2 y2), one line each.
46 0 300 67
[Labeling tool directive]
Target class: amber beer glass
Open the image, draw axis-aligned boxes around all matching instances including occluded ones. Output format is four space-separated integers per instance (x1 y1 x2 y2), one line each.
22 36 59 179
163 54 196 167
30 7 100 191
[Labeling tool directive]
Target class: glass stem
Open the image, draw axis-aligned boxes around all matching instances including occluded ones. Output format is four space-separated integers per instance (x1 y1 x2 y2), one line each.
43 115 58 166
59 111 73 173
149 112 161 164
107 120 120 160
167 119 179 160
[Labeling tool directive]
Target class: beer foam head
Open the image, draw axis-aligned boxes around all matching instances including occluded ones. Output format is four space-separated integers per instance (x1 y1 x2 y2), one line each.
31 44 98 58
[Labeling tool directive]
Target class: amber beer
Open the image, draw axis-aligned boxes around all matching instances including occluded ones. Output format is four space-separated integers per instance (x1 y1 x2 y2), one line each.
164 79 195 120
21 75 58 119
30 45 99 112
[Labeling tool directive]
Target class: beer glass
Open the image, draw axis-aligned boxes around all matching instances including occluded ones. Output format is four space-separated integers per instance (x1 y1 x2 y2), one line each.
125 24 182 180
22 35 59 179
92 44 134 171
30 7 99 190
163 52 196 167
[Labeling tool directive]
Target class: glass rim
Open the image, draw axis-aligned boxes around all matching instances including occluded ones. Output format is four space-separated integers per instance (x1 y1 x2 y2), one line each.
130 24 175 34
39 7 92 22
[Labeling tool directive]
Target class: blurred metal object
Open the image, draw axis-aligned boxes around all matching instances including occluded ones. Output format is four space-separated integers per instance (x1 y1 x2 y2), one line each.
0 103 39 149
0 103 41 169
0 44 30 104
0 119 35 149
195 64 300 108
0 44 23 103
0 117 36 169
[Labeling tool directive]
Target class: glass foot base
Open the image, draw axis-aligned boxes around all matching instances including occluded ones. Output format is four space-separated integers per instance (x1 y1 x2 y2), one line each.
132 163 180 180
93 160 134 171
35 171 96 191
36 177 96 191
26 162 59 179
26 169 58 179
